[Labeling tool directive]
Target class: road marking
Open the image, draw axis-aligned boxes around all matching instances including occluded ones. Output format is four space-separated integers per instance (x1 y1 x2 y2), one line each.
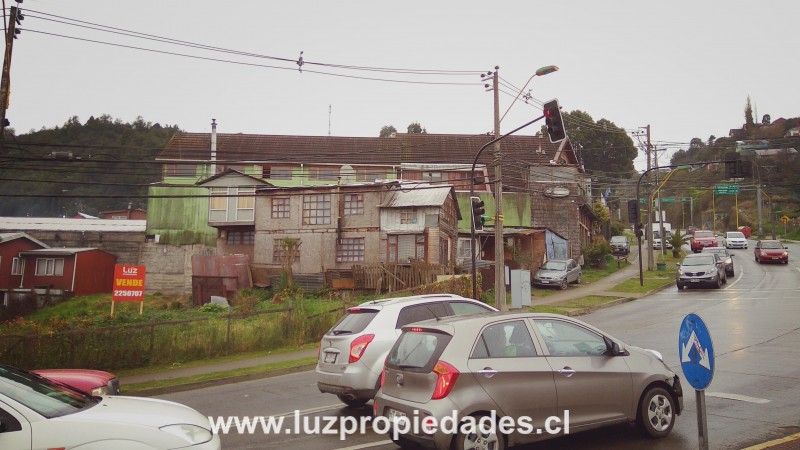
706 392 770 403
741 431 800 449
334 440 394 450
725 270 744 288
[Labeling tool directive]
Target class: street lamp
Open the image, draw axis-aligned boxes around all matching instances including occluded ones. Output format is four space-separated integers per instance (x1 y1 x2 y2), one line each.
499 65 559 124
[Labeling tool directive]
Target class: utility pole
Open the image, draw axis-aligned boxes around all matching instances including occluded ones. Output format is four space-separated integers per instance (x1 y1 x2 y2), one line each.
646 125 654 271
492 67 507 311
1 5 22 139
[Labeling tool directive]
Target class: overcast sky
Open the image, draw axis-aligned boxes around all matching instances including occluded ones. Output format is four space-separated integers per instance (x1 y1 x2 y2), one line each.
7 0 798 170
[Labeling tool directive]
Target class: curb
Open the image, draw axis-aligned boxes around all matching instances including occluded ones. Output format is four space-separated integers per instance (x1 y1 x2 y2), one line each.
128 363 317 397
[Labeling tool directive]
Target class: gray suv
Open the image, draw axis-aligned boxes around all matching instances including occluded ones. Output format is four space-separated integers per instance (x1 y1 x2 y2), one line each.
315 293 495 407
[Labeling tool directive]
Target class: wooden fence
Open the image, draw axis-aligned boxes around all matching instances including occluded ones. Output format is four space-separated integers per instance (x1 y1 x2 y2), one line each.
352 263 450 293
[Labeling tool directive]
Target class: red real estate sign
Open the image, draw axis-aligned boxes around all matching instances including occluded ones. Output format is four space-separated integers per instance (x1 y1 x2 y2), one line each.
113 264 146 302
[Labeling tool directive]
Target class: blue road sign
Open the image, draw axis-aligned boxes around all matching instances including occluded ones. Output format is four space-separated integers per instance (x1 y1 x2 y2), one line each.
679 313 715 390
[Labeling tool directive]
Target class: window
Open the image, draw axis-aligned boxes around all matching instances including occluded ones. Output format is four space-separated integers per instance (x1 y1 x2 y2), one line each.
263 166 292 180
356 168 387 182
236 187 255 220
226 230 254 245
533 319 607 357
164 163 196 177
35 258 64 276
209 187 228 213
11 257 23 275
272 197 290 218
396 303 450 328
449 301 492 316
273 239 301 264
422 171 443 183
400 209 415 224
303 194 331 225
343 194 364 216
337 238 365 262
472 321 537 358
387 235 398 263
415 235 426 260
308 166 339 181
457 237 472 260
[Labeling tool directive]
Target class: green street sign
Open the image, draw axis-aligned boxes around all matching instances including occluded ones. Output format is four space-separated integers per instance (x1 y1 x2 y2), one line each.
714 184 739 195
660 198 676 203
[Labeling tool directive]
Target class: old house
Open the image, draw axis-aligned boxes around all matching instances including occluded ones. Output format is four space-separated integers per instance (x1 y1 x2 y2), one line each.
0 232 49 305
15 248 116 296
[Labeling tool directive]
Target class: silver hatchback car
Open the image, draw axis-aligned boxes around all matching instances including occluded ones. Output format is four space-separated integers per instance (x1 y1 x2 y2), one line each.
374 312 683 450
316 294 496 407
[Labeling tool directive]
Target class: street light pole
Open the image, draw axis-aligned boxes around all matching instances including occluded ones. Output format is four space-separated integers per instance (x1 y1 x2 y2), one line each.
471 115 546 301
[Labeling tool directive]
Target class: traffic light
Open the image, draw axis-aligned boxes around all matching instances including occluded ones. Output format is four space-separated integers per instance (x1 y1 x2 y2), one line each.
627 199 640 223
634 222 644 238
543 99 566 143
470 196 486 231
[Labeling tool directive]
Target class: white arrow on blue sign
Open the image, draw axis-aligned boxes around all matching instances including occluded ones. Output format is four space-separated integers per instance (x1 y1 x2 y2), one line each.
679 313 715 390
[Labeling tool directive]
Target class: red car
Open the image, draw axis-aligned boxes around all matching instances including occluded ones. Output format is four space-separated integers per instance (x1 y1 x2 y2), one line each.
32 368 120 396
690 230 718 253
754 240 789 264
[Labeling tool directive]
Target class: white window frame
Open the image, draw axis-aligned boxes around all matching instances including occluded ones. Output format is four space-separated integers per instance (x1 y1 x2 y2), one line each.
35 258 64 276
11 257 24 275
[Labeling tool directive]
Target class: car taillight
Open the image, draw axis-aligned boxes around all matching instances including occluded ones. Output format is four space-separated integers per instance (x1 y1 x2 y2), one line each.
431 361 459 400
349 334 375 363
380 368 386 387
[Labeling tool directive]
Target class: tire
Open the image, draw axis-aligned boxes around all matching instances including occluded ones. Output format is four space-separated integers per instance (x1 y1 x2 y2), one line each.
560 279 569 290
575 274 582 285
337 395 369 408
714 275 722 289
676 283 684 290
637 386 676 438
455 414 507 450
727 269 734 277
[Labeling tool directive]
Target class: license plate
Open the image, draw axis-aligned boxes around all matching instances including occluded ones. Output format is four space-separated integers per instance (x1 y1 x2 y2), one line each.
388 409 407 424
541 280 549 284
324 352 337 364
691 279 700 283
772 257 780 260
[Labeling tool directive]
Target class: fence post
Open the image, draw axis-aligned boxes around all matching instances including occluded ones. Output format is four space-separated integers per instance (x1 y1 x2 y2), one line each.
148 324 156 363
287 300 293 343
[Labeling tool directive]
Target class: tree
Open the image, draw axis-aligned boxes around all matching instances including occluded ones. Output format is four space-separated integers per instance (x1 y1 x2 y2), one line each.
563 110 637 179
379 125 397 137
762 114 771 125
407 122 427 134
744 96 755 130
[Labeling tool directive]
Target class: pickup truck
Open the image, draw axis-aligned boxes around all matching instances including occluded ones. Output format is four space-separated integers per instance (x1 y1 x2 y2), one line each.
690 230 719 253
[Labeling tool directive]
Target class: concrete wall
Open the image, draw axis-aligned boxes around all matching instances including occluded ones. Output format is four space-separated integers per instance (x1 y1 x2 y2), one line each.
139 242 216 293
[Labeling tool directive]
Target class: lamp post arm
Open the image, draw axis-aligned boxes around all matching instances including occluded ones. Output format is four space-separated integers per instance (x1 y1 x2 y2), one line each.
471 115 545 300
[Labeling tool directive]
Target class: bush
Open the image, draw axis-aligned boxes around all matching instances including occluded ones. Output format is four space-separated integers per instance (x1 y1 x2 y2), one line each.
584 236 612 266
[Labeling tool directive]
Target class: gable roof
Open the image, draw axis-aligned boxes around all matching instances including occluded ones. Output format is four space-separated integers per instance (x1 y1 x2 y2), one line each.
0 232 49 249
196 168 275 187
157 132 579 168
379 185 455 208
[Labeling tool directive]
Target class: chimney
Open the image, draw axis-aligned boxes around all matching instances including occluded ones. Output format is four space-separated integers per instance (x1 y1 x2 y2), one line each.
210 119 218 175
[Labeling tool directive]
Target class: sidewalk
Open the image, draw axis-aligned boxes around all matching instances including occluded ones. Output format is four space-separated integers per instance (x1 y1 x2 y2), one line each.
121 247 666 394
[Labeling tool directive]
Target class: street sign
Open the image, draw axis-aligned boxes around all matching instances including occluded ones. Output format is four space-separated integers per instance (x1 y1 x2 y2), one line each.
660 198 676 203
714 184 739 195
679 313 715 390
781 215 790 224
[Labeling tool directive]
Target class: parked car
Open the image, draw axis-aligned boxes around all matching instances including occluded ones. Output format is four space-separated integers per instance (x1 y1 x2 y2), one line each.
724 231 748 249
532 259 582 290
690 230 718 253
610 235 630 255
754 239 789 264
701 247 735 276
374 312 683 450
33 368 120 396
676 253 727 289
316 293 496 407
0 364 220 450
652 230 673 250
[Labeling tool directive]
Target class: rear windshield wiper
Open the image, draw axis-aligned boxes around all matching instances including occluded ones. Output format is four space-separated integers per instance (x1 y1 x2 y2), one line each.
332 330 353 335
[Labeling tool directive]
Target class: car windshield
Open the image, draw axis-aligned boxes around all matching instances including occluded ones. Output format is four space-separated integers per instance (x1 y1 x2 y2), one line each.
761 241 783 249
727 232 745 238
695 231 713 238
610 237 627 243
541 261 567 271
0 366 98 418
329 308 378 335
682 256 716 266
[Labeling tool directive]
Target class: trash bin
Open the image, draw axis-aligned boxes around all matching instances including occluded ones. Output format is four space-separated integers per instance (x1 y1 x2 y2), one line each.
657 262 667 271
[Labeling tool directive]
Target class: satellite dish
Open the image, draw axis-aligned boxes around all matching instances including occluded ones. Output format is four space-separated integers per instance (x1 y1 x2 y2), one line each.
544 186 570 198
339 165 356 183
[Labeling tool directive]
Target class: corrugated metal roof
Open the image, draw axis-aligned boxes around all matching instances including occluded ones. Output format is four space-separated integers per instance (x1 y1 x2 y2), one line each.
380 185 452 208
0 232 50 248
0 217 147 232
19 247 99 256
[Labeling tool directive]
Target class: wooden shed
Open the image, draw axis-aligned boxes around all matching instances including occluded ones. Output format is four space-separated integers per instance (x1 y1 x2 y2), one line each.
17 247 117 296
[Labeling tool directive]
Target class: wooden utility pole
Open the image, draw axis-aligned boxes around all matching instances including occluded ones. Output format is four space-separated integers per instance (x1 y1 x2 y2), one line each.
492 67 507 311
1 6 21 139
646 125 654 271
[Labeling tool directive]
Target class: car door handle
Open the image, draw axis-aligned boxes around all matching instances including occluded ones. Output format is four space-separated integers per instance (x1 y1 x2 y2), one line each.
477 368 498 378
558 367 576 377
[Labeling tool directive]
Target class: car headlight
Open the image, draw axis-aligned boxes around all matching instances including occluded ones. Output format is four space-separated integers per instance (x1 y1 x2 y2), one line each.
160 424 213 445
90 386 109 396
708 267 717 274
725 258 732 265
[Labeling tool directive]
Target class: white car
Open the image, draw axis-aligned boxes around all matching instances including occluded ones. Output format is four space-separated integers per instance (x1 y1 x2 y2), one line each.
725 231 748 249
0 365 220 450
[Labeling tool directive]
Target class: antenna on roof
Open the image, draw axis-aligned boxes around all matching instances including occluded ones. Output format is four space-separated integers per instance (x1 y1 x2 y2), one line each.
328 105 332 136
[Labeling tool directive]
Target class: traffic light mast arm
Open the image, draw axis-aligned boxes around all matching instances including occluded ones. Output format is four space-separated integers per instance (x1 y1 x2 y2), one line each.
470 114 545 300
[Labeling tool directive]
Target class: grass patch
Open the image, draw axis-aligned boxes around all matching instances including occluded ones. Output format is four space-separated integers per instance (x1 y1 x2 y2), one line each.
580 260 629 284
612 272 675 293
529 295 621 315
123 356 318 394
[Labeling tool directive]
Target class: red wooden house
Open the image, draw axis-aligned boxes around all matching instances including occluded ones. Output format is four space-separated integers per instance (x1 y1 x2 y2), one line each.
0 233 49 304
16 248 117 296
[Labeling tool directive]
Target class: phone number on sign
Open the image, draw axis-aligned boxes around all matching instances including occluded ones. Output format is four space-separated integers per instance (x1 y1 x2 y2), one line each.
114 290 143 297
